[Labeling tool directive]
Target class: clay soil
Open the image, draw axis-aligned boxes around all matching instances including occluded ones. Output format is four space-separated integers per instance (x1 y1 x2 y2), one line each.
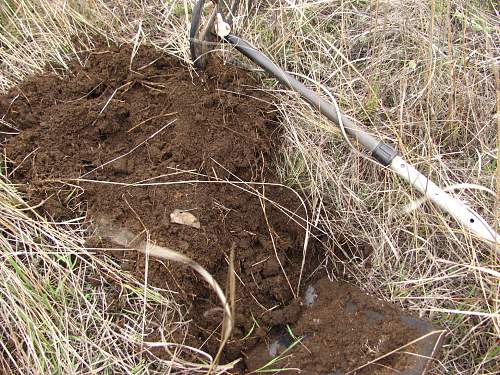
1 43 422 374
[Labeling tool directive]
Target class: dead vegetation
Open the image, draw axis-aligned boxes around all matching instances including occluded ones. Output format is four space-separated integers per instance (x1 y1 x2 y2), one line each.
0 0 498 374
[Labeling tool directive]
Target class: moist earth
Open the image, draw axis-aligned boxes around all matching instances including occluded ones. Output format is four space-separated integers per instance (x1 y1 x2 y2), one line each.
1 43 422 373
246 278 436 374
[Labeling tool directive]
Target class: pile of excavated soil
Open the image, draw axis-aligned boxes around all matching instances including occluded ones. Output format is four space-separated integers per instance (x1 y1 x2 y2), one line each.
0 43 426 373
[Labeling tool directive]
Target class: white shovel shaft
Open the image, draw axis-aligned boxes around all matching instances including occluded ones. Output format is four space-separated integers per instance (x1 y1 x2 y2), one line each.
217 31 498 248
390 156 500 245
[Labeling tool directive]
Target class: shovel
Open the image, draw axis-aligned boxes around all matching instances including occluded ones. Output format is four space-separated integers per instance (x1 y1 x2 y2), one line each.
189 0 500 248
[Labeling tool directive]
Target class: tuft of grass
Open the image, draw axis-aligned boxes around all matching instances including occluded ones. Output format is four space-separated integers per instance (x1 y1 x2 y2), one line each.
252 326 302 374
0 0 498 374
0 175 223 373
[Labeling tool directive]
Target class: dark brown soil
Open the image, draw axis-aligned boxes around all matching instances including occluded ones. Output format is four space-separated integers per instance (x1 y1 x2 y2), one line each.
0 43 430 374
246 278 442 374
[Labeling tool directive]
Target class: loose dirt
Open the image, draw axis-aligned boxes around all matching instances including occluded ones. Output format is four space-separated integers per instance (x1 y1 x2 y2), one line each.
1 43 430 373
246 277 442 374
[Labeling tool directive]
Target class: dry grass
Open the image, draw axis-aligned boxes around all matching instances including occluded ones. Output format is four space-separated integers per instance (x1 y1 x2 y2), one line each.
0 0 498 374
0 175 236 374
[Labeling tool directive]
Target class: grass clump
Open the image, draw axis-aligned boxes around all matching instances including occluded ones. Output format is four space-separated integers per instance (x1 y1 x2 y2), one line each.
0 176 191 373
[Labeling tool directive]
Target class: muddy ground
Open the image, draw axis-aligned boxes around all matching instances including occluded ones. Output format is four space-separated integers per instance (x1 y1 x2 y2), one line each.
1 43 427 374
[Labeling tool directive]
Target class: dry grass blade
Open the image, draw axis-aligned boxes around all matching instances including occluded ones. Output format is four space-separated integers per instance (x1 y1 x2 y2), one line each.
345 330 447 375
95 217 233 332
209 244 237 374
